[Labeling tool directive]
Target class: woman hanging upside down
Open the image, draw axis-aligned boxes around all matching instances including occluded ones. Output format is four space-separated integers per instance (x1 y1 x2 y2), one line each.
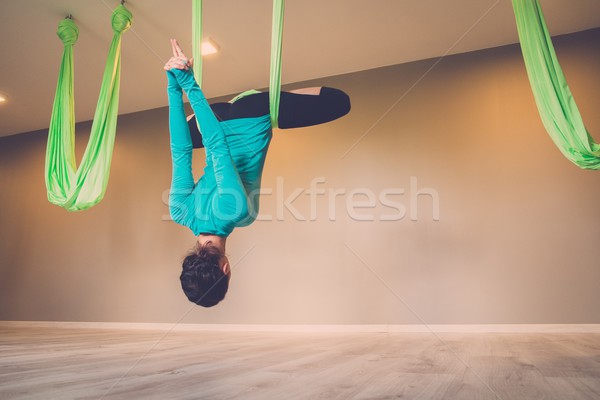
165 39 350 307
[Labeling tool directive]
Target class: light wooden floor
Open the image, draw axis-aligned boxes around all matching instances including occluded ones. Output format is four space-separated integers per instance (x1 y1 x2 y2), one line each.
1 327 600 400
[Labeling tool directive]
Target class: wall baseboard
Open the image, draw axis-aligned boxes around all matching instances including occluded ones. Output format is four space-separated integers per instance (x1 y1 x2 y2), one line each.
1 321 600 333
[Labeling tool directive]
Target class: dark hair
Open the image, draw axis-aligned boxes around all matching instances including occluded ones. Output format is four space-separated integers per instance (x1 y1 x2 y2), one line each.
180 242 229 307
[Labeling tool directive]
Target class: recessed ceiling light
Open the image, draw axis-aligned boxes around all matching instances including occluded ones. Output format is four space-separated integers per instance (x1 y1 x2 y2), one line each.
201 38 219 56
0 94 6 103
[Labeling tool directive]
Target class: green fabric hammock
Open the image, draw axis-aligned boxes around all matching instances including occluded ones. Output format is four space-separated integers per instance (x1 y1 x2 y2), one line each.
512 0 600 169
45 5 132 211
192 0 285 127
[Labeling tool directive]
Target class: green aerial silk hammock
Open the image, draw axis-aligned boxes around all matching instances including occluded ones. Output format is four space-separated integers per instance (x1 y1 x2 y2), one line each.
45 5 133 211
191 0 285 128
512 0 600 169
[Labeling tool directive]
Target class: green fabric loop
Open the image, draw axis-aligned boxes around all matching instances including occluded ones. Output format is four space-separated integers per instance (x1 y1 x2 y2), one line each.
57 19 78 46
512 0 600 169
269 0 285 129
111 4 133 33
191 0 285 127
45 5 132 211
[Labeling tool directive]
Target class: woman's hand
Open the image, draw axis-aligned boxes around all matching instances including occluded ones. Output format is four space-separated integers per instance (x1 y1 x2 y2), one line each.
163 39 194 71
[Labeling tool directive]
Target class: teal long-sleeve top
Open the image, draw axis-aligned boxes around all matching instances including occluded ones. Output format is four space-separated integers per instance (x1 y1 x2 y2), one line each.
167 69 272 237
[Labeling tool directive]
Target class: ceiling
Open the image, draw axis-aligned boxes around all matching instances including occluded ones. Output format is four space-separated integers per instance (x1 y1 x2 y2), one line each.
1 0 600 138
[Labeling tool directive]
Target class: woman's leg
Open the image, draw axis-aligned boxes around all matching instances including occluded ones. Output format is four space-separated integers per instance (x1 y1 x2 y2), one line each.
187 87 351 145
277 87 351 129
167 71 195 222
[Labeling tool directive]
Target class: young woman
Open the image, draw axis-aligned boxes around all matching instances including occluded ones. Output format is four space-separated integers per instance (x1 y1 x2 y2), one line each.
165 40 350 307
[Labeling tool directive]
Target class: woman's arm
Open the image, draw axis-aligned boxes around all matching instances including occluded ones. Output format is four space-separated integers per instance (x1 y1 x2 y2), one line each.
165 41 196 222
168 40 249 230
167 70 194 197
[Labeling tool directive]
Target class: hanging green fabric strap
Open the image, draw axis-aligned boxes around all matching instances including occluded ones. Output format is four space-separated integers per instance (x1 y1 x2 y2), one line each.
269 0 285 128
190 0 284 126
45 6 132 211
512 0 600 169
192 0 203 87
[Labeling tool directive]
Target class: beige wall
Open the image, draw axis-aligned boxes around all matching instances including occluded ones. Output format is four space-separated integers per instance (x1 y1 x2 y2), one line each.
1 29 599 324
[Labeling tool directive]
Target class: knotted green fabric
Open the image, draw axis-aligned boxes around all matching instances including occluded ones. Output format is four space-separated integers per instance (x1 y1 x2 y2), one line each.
512 0 600 169
45 5 132 211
